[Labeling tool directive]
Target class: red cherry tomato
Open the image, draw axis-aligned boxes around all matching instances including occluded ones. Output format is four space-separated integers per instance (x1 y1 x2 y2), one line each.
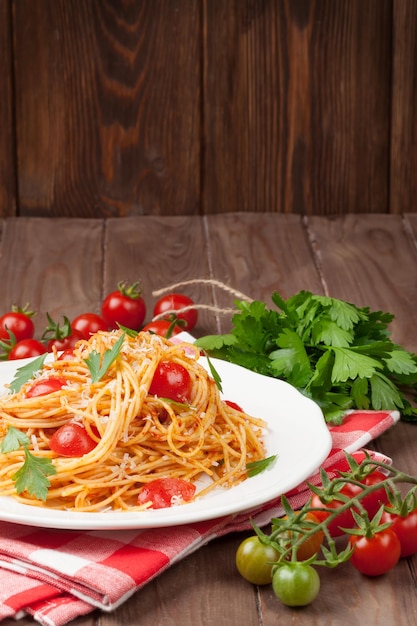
137 477 196 509
381 507 417 557
225 400 244 412
0 308 35 343
26 377 67 398
349 528 401 576
153 293 198 331
8 339 47 360
71 313 108 339
49 423 97 457
101 281 146 331
58 349 76 361
340 470 389 520
310 492 354 537
148 361 192 403
142 320 183 338
47 328 84 352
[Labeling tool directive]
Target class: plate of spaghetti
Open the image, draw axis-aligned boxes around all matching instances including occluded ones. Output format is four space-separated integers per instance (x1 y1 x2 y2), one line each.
0 330 331 530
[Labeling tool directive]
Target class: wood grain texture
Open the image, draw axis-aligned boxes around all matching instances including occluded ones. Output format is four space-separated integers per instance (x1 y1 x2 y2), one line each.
0 0 16 216
390 0 417 214
12 0 201 218
203 0 392 215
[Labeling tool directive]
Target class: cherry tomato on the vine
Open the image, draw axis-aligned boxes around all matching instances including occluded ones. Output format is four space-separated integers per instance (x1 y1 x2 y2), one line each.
310 492 354 537
8 339 47 360
149 361 192 403
153 293 198 331
71 313 108 339
272 512 324 561
0 306 35 343
381 506 417 557
101 281 146 330
272 563 320 607
49 423 97 457
26 377 67 398
235 535 280 585
137 477 196 509
142 320 183 338
348 528 401 576
337 470 389 520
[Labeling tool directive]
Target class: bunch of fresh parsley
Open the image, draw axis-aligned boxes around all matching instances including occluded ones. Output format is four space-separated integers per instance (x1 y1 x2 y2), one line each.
195 291 417 424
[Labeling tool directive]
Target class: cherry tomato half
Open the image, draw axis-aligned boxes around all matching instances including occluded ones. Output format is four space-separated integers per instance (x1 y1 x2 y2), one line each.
101 282 146 330
71 313 108 339
153 293 198 331
272 563 320 607
349 528 401 576
235 535 280 585
26 377 67 398
137 477 196 509
49 423 97 457
381 507 417 557
0 309 35 343
149 361 192 403
8 339 47 360
224 400 244 412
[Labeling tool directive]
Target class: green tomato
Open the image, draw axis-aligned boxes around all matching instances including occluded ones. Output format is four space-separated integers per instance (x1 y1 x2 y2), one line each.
235 535 280 585
272 563 320 607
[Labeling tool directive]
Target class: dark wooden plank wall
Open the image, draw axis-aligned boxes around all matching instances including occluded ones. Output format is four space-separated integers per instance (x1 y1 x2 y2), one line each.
0 0 416 218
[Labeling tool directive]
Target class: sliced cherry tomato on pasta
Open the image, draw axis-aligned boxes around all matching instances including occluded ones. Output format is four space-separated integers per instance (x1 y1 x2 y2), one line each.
58 349 76 361
225 400 244 412
8 338 47 360
26 377 67 398
49 423 97 457
71 313 108 339
149 361 192 403
137 477 196 509
153 293 198 330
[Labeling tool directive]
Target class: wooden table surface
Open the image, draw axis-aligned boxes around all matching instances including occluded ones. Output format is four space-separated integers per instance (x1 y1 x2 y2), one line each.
0 213 416 626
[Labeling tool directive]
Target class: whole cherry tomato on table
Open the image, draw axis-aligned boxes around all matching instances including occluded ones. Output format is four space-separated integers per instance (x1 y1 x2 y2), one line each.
42 314 84 352
142 320 183 338
101 281 146 330
0 305 35 343
71 313 108 339
153 293 198 331
49 423 97 457
8 338 47 360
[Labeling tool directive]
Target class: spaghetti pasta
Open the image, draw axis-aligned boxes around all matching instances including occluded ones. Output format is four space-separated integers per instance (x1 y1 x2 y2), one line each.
0 330 266 512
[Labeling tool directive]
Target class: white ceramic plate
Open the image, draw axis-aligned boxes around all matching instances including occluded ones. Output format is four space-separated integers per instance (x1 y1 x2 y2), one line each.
0 355 332 530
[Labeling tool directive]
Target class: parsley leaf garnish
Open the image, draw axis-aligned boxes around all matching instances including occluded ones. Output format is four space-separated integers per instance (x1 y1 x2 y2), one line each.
1 427 56 500
0 426 30 452
195 291 417 423
246 455 277 477
13 447 57 501
85 332 125 383
9 353 47 394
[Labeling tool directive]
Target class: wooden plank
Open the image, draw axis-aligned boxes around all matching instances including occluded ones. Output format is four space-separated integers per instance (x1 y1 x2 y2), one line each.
204 213 324 332
390 0 417 214
13 0 201 217
0 0 16 217
0 217 104 337
203 0 391 215
306 213 417 351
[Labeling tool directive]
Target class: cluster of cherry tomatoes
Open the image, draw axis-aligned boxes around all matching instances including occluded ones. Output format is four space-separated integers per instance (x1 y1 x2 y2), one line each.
0 283 198 360
236 461 417 607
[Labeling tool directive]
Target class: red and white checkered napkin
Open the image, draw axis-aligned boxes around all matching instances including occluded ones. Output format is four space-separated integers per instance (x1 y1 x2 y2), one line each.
0 409 400 626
